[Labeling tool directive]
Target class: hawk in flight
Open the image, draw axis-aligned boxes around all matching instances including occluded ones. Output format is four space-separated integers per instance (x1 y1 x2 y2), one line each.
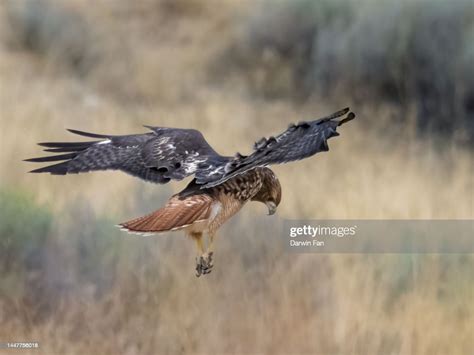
26 108 355 276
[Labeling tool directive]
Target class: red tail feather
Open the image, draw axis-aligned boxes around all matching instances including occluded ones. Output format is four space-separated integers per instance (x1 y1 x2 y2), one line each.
119 194 213 233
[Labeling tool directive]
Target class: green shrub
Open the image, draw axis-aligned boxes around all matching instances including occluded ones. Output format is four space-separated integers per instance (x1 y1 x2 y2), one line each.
5 0 98 76
223 0 474 143
0 189 52 273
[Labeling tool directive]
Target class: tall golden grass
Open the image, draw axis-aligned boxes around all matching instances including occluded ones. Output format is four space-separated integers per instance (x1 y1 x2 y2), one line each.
0 1 472 354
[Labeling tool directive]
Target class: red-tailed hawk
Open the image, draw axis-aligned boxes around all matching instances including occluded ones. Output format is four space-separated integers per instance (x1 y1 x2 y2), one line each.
26 108 355 276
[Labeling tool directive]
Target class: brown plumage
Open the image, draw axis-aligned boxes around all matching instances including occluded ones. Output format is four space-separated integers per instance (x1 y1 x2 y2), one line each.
26 108 355 276
119 167 281 276
121 194 214 234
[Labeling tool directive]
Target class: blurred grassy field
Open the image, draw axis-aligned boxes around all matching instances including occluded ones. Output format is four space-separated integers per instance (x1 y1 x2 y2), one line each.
0 0 473 354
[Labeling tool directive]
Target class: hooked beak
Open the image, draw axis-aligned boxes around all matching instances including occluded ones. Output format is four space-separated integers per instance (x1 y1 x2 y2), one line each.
266 201 277 215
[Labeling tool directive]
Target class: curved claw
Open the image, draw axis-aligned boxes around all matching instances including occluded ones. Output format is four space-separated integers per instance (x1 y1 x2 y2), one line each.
195 257 202 277
195 252 214 277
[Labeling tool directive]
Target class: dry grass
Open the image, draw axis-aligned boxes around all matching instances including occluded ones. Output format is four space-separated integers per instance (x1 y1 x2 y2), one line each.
0 1 472 354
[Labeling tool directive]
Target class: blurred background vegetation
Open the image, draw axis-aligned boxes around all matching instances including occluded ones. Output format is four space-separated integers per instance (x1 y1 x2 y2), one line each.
0 0 472 354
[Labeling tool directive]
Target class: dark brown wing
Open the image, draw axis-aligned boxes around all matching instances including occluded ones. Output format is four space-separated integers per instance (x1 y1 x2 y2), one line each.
26 108 354 187
196 108 356 188
25 127 232 184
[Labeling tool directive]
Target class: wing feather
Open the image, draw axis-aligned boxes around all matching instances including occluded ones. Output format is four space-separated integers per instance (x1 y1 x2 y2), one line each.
197 108 355 187
26 108 355 187
26 127 231 184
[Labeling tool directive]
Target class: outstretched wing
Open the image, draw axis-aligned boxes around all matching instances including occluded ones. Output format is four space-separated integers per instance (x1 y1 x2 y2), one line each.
26 127 231 184
196 107 355 188
26 108 354 186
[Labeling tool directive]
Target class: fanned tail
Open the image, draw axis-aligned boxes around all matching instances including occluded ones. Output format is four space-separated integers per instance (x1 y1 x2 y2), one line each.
118 194 214 235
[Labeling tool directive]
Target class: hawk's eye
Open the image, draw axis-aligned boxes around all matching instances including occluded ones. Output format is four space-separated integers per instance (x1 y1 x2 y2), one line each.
174 162 182 169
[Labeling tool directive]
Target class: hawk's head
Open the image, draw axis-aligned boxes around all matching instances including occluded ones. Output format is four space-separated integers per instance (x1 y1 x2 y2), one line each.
252 168 282 215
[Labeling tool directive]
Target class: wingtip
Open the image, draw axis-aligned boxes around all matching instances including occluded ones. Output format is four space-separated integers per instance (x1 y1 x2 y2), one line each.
25 161 69 175
338 111 356 126
24 158 43 163
330 107 350 118
28 167 46 173
314 107 353 126
22 153 76 163
67 128 110 138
